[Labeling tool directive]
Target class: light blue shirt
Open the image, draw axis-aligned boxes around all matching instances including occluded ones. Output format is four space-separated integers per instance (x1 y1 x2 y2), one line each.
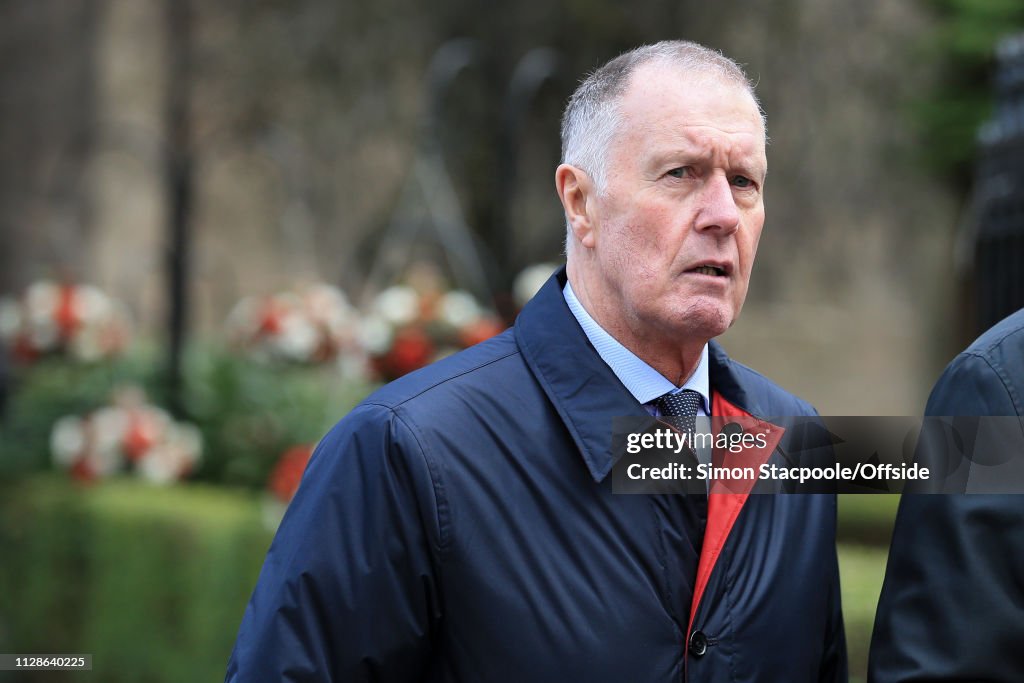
563 282 710 416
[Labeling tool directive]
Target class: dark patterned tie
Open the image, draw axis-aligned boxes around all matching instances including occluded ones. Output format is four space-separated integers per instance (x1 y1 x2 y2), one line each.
655 389 704 467
652 389 707 596
656 389 702 434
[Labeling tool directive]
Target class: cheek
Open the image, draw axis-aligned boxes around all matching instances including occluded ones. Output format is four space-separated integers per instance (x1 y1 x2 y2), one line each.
624 207 680 259
732 230 763 295
743 236 761 273
740 217 764 267
749 224 763 255
603 221 656 274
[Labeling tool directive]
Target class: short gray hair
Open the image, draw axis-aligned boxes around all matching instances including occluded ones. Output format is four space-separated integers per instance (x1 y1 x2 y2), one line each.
560 41 763 193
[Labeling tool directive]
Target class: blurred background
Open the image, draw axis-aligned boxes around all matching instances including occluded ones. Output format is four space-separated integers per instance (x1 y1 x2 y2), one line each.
1 1 1023 681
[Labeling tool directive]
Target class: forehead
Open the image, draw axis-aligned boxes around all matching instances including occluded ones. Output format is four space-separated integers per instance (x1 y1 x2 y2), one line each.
612 63 766 166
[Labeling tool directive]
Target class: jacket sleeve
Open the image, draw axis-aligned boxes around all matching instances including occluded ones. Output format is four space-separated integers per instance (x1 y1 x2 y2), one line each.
868 353 1024 681
225 403 445 682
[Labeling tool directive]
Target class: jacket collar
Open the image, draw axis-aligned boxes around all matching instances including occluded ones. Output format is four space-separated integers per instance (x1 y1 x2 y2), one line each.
707 339 765 420
515 267 758 482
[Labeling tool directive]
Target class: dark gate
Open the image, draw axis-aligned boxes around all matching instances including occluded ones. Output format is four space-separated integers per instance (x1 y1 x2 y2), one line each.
969 34 1024 333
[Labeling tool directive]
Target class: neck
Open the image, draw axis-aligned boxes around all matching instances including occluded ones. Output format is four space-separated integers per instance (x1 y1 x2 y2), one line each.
567 262 707 387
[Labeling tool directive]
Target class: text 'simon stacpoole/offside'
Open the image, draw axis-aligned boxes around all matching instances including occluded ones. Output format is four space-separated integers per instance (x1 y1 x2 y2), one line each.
627 461 930 484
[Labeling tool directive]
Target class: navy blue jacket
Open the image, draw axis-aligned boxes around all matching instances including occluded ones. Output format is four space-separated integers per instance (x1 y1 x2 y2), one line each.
227 269 846 682
869 308 1024 682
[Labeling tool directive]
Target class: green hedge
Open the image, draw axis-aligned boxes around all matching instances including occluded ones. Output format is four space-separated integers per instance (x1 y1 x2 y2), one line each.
837 494 900 547
839 545 888 683
836 495 899 682
0 477 272 683
0 478 894 682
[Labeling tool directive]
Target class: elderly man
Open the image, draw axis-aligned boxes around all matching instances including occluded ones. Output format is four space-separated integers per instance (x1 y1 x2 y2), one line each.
227 41 846 682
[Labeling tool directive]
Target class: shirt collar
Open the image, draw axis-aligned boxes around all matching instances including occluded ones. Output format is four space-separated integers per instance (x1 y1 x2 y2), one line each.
563 281 710 414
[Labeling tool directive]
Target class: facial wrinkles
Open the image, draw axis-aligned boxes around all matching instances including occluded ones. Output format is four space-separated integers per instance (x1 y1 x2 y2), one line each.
624 74 765 177
645 129 765 183
646 71 763 132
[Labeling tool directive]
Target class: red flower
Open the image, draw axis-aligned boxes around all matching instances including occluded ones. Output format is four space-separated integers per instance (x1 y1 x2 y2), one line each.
12 334 39 362
70 458 97 484
268 445 314 504
122 411 159 462
459 319 505 348
257 298 286 336
55 284 81 339
379 326 435 379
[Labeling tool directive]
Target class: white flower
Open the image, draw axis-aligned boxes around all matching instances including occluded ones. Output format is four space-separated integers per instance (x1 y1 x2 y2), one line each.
24 281 59 318
170 423 203 464
437 290 482 328
88 407 130 476
69 323 105 362
227 284 365 363
73 285 112 325
273 310 320 361
373 286 419 326
6 282 131 359
26 318 60 352
513 263 558 307
136 444 180 485
359 314 394 355
51 416 86 468
127 406 173 454
302 283 360 347
50 386 202 484
136 423 202 485
302 283 349 320
22 281 62 350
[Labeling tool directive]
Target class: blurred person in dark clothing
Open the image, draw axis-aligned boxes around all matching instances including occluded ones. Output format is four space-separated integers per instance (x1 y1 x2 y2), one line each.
870 307 1024 682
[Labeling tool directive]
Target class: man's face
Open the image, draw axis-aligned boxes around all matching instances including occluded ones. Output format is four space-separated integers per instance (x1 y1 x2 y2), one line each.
585 64 767 345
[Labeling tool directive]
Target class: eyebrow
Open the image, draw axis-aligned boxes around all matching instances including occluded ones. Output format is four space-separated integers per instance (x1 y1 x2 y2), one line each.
649 148 767 179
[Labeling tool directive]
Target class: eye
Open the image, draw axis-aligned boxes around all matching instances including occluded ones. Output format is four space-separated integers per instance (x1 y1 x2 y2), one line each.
666 166 691 179
731 175 755 189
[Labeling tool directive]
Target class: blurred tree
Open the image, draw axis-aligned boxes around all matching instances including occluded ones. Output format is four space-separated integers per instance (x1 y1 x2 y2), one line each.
913 0 1024 187
164 0 195 417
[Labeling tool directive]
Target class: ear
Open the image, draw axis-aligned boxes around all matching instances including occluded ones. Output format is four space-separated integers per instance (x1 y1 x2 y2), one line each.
555 164 597 249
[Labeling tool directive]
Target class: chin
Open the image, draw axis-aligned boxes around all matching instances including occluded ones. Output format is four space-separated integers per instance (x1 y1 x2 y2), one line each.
675 299 733 340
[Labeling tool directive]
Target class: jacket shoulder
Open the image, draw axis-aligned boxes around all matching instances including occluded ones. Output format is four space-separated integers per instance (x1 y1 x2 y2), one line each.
360 329 524 412
963 309 1024 389
964 307 1024 359
925 310 1024 416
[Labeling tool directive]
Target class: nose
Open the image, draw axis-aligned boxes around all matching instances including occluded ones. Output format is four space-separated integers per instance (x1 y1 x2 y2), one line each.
694 173 740 235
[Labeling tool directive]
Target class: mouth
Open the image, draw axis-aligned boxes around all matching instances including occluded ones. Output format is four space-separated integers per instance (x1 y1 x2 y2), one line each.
686 263 730 277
